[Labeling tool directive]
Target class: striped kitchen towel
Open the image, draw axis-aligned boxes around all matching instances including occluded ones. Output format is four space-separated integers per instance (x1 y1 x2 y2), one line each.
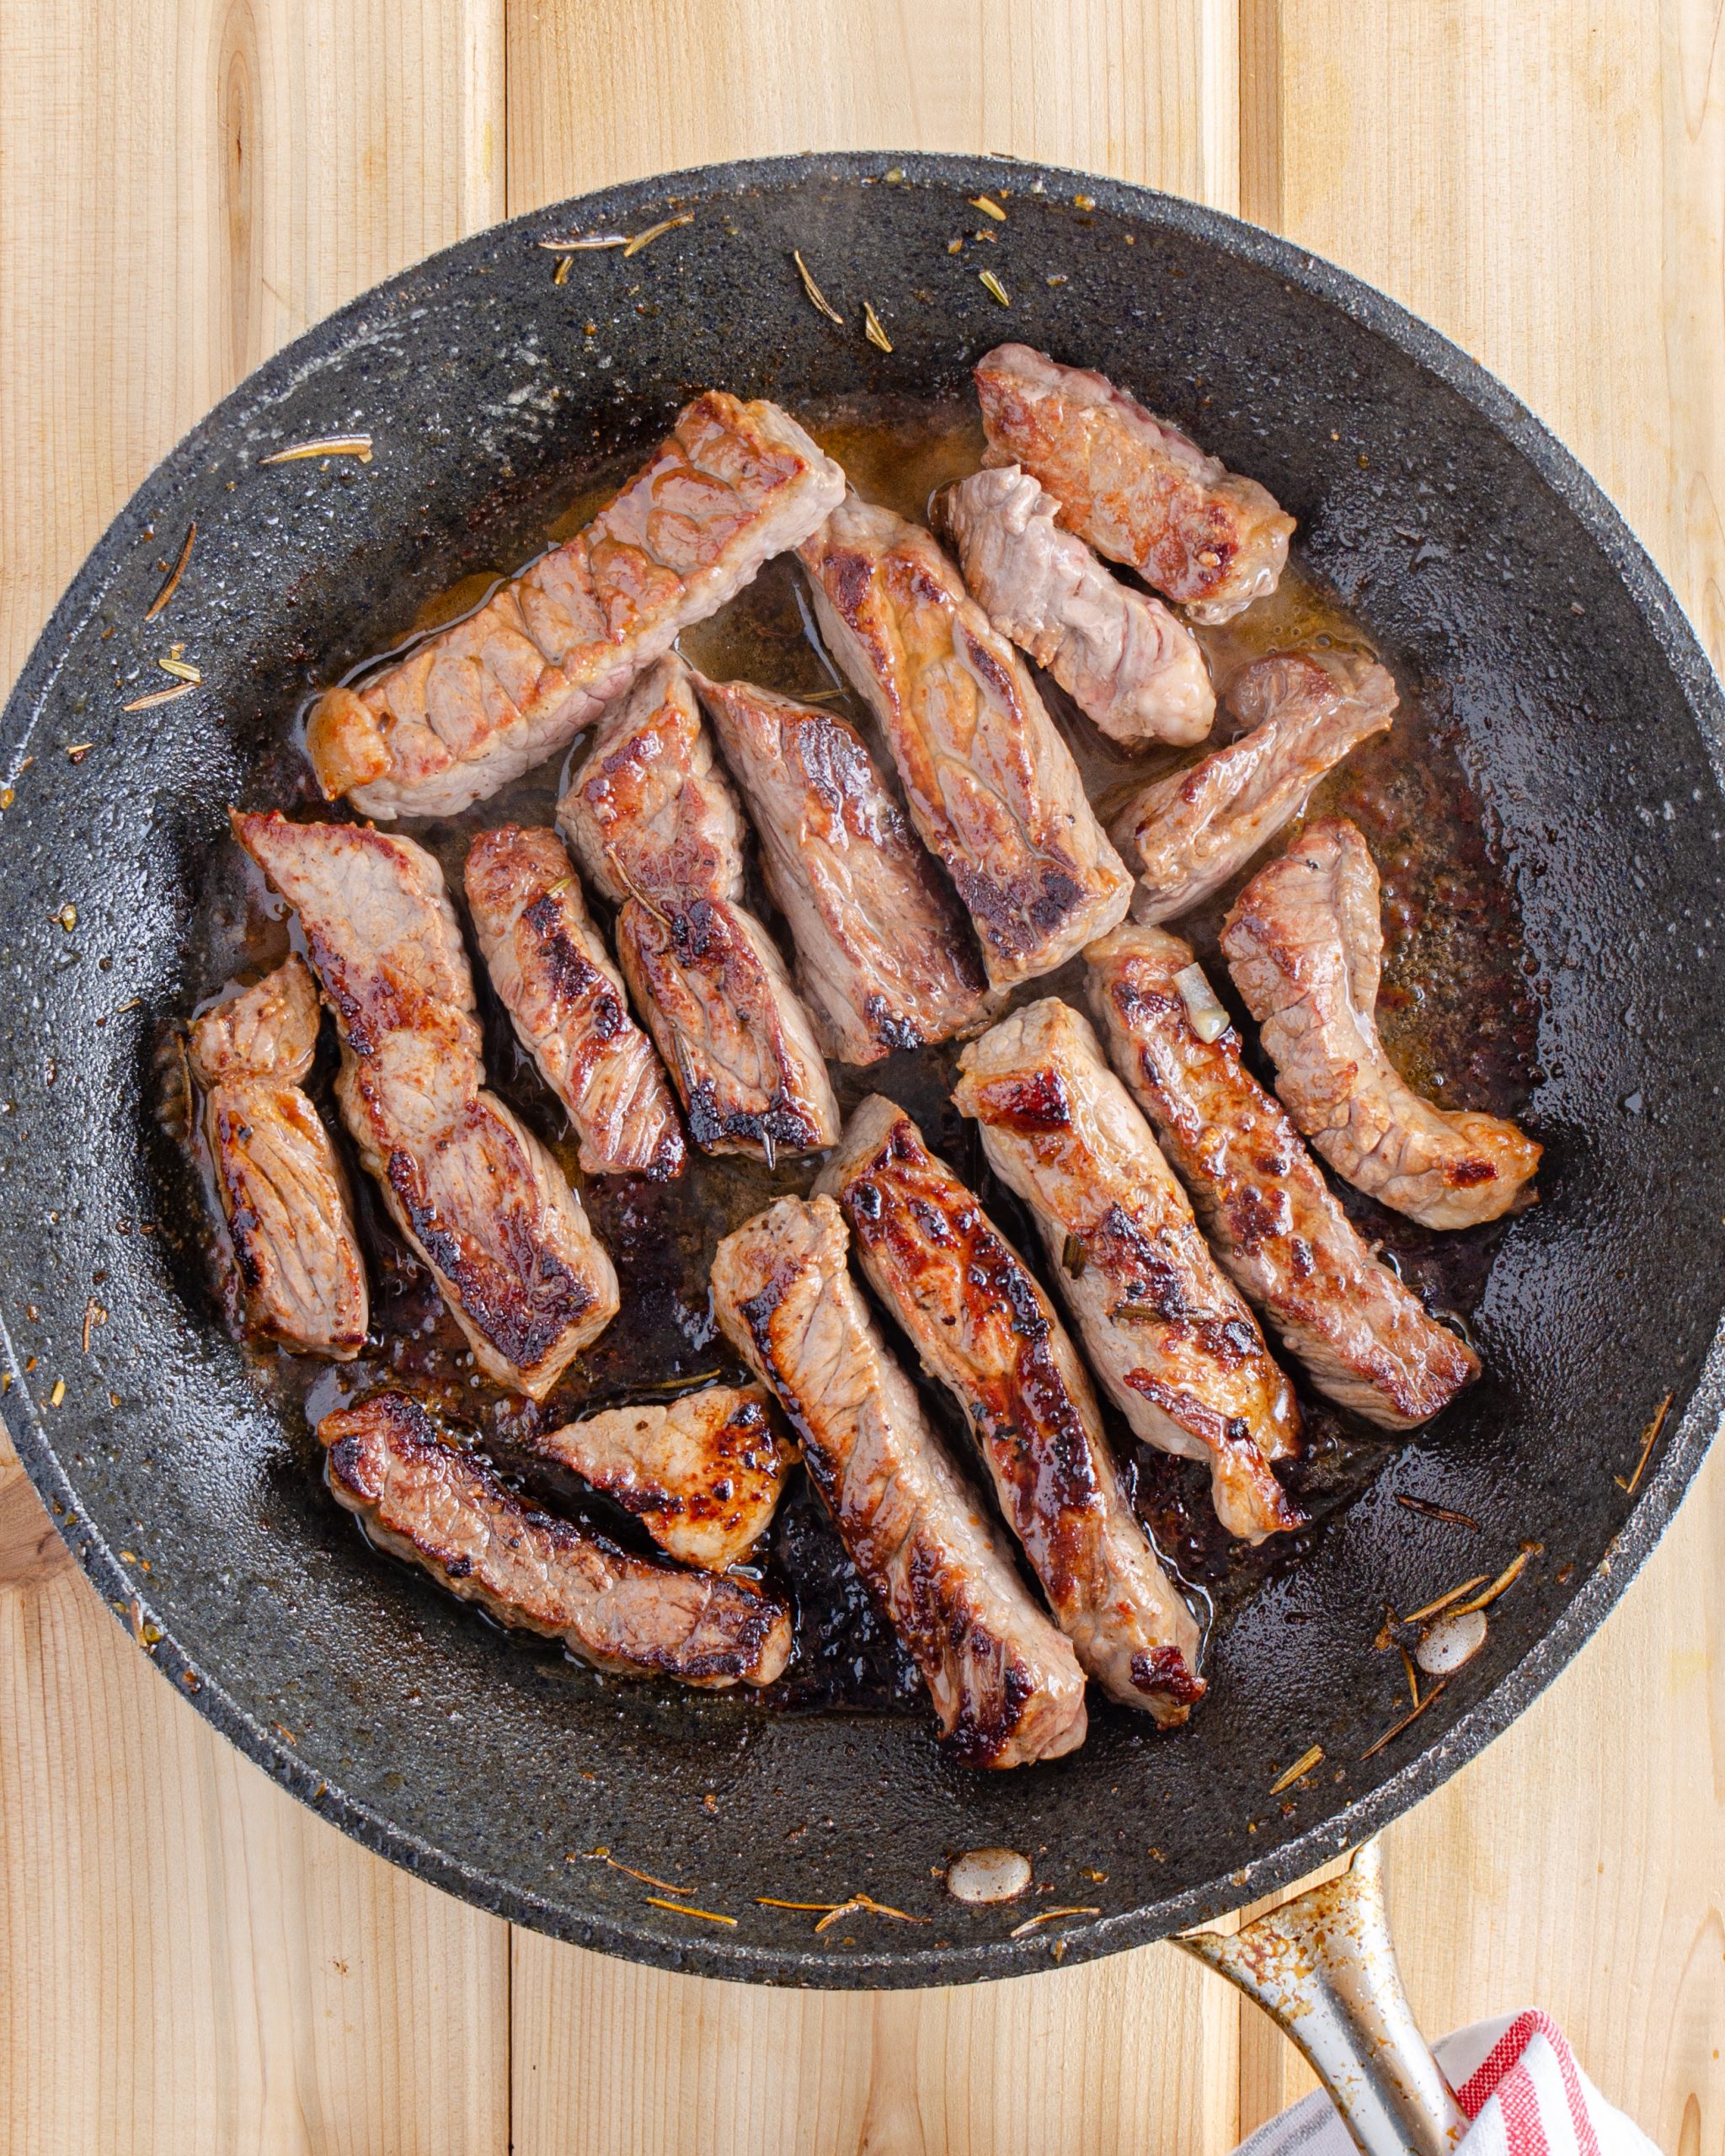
1234 2009 1662 2156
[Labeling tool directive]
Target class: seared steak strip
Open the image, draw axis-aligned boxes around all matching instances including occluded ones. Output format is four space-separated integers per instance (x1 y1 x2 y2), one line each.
320 1392 791 1686
1222 819 1541 1230
975 344 1295 623
531 1381 796 1573
798 492 1133 990
693 670 993 1063
1111 648 1397 925
934 466 1215 747
305 392 845 819
1086 923 1481 1425
186 955 368 1359
556 654 839 1159
816 1097 1204 1721
712 1194 1087 1766
464 825 684 1180
232 812 618 1400
955 999 1302 1543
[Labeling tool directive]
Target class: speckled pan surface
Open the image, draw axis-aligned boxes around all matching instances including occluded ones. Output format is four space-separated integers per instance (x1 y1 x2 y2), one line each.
3 153 1722 1988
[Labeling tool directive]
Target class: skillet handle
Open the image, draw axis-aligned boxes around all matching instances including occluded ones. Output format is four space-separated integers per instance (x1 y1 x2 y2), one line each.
1172 1839 1468 2156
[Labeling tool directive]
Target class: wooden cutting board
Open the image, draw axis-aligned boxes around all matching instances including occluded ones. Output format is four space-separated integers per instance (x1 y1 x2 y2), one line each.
2 4 1721 2148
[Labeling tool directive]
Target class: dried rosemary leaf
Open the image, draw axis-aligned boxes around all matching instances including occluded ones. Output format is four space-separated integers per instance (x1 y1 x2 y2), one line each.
121 681 197 712
793 248 845 325
145 520 196 620
260 435 374 465
552 253 572 285
537 232 628 251
812 1892 926 1933
644 1894 735 1925
978 270 1010 307
1616 1389 1674 1495
1268 1743 1324 1795
1360 1678 1447 1761
862 301 893 353
1061 1234 1086 1278
157 656 202 684
1395 1493 1481 1530
1398 1575 1488 1627
622 212 694 258
1446 1548 1534 1618
1008 1905 1100 1938
969 194 1006 221
575 1849 693 1894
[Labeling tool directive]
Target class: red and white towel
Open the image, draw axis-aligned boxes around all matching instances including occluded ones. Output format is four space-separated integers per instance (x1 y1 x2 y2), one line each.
1235 2010 1661 2156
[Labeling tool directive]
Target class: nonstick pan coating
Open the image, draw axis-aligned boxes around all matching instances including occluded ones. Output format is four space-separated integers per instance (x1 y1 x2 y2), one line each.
3 153 1722 1988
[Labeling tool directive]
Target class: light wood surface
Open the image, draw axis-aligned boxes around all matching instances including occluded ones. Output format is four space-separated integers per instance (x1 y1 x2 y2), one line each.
2 3 1720 2150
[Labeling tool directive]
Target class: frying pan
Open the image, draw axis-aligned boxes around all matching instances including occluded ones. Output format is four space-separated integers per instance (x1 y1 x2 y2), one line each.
3 152 1722 1991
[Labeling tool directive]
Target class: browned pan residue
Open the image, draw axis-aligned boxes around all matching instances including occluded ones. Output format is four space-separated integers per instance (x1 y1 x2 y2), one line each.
184 396 1539 1716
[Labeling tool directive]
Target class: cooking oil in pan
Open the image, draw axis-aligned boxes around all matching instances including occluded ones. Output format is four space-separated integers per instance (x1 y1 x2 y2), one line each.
184 394 1539 1715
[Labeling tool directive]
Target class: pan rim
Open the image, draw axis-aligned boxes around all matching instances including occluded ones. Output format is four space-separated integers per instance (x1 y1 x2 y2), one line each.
4 147 1722 1989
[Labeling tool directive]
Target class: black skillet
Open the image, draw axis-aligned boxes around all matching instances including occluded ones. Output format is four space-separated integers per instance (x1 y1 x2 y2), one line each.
3 153 1722 1988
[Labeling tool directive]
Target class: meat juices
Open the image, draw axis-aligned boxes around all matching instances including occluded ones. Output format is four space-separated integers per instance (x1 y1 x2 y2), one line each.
320 1392 792 1686
1086 923 1481 1426
463 825 684 1180
816 1097 1204 1721
798 492 1133 990
974 344 1295 624
304 392 845 819
711 1194 1088 1766
186 955 368 1359
954 1000 1303 1543
934 466 1215 747
692 670 993 1062
1112 648 1398 925
232 813 618 1400
531 1382 796 1573
556 654 839 1160
1222 819 1541 1230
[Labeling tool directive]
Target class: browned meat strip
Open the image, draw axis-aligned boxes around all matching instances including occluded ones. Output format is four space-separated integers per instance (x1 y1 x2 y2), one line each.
232 812 618 1400
557 655 838 1158
304 392 845 819
975 344 1295 623
934 466 1215 746
816 1097 1204 1721
531 1382 795 1573
798 493 1132 990
1222 819 1541 1230
464 825 684 1180
711 1194 1087 1765
1086 923 1481 1425
692 670 993 1062
186 956 368 1359
954 1000 1302 1543
1110 648 1397 925
320 1392 791 1685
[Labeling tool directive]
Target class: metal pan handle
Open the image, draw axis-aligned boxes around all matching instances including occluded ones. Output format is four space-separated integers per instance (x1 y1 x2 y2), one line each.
1173 1839 1468 2156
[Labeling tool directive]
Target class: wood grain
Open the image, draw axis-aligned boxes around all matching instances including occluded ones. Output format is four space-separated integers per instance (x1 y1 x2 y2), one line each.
501 10 1247 2149
511 1920 1238 2156
1231 5 1725 2138
2 1421 510 2154
0 0 505 681
3 1 1722 2148
503 0 1240 217
0 0 511 2148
